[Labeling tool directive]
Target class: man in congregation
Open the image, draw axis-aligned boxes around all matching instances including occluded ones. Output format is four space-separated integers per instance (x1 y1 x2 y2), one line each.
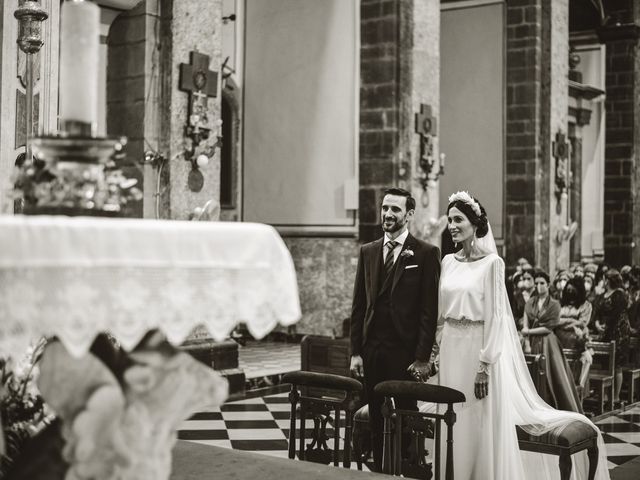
349 187 441 471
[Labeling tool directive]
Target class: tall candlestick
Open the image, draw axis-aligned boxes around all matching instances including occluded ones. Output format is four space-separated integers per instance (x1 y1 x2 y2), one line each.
59 0 99 135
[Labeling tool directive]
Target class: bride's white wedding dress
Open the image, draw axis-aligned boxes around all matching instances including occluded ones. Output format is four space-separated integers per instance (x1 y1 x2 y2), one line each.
436 251 610 480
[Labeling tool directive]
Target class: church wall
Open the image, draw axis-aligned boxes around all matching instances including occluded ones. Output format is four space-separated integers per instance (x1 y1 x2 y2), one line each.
439 2 504 239
282 237 359 338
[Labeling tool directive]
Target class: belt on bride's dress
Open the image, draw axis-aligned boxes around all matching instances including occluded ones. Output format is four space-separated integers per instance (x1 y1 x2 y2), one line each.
444 317 484 329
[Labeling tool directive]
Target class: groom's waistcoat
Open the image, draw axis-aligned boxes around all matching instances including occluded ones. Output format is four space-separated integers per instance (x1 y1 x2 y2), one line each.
367 253 403 348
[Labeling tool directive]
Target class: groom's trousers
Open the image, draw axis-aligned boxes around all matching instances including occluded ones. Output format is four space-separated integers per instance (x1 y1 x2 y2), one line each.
362 340 416 471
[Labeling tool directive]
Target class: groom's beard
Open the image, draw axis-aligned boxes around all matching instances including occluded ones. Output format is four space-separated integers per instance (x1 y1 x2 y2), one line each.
382 215 406 233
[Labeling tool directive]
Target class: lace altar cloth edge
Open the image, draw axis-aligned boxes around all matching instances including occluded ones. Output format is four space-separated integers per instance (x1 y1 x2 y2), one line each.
0 216 301 358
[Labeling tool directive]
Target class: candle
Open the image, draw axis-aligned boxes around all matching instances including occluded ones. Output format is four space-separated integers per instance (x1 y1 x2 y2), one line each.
59 0 99 132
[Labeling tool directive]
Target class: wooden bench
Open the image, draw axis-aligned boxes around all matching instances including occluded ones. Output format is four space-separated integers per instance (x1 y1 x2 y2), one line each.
584 341 615 414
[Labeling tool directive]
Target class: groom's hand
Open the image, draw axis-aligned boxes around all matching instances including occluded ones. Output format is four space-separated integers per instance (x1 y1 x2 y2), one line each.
408 360 431 382
350 355 364 378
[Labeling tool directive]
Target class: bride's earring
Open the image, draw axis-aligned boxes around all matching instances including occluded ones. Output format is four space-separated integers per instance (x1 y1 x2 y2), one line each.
454 242 458 249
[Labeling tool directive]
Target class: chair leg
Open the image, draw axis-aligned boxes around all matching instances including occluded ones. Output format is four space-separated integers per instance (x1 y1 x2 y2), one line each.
345 409 354 469
288 387 298 460
381 398 393 474
444 404 456 480
610 382 614 411
599 384 604 414
559 454 572 480
299 403 306 460
587 445 599 480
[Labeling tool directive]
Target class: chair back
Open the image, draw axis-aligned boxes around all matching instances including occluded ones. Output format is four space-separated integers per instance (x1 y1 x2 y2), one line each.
630 337 640 366
562 348 590 401
300 335 352 400
282 370 362 468
374 381 465 480
523 353 548 400
586 341 616 376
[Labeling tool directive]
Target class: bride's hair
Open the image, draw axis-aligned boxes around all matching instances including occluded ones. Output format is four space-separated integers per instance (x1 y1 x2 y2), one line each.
447 193 489 238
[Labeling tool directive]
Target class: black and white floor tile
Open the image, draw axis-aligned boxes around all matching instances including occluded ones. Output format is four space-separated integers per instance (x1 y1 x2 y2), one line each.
179 393 640 472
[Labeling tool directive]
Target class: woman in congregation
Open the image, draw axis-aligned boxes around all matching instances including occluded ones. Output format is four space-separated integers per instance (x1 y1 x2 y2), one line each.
520 270 583 412
436 190 609 480
556 277 594 402
593 269 632 407
556 277 592 351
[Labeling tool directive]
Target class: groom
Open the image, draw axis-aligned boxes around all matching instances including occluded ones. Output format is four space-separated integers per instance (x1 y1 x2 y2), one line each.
350 187 440 471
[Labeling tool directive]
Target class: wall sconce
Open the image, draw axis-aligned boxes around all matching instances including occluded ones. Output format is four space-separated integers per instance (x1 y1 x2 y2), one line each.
552 130 571 214
179 51 219 192
414 103 444 206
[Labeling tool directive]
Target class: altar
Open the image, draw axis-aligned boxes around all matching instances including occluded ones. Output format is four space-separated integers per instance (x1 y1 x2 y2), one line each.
0 215 301 479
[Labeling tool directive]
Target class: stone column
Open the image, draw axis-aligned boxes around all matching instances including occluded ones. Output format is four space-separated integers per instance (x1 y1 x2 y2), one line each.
544 0 570 272
158 0 222 220
598 3 640 266
505 0 569 274
359 0 440 243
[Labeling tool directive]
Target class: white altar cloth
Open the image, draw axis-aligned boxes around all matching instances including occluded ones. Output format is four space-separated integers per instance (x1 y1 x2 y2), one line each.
0 215 301 358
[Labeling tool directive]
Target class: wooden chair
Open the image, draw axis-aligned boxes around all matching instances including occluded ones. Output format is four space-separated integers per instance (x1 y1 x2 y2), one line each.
283 371 362 468
301 335 351 376
374 381 465 480
563 348 590 404
524 353 548 399
621 337 640 404
518 350 599 480
584 341 615 414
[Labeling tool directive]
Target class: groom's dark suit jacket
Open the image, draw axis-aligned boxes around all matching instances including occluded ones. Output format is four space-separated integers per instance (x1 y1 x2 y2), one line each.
350 233 440 362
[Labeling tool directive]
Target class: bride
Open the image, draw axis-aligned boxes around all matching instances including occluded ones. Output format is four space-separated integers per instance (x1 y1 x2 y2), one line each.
435 191 610 480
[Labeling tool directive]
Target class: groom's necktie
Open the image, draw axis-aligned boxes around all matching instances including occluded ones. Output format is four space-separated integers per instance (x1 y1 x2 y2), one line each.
384 241 398 277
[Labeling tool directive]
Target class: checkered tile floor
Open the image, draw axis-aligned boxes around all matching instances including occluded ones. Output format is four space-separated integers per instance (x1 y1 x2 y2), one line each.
595 407 640 469
178 392 366 469
178 394 640 472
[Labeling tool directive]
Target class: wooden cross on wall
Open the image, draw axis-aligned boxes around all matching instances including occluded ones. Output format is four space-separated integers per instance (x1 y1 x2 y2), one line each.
414 103 441 193
415 104 437 137
179 51 218 137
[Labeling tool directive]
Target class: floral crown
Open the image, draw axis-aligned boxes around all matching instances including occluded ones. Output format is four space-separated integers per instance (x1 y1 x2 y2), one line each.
448 191 482 217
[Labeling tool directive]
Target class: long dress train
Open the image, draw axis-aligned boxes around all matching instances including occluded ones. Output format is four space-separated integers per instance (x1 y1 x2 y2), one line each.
437 253 610 480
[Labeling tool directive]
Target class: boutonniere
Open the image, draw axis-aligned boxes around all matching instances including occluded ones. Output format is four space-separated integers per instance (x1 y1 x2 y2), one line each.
400 249 414 259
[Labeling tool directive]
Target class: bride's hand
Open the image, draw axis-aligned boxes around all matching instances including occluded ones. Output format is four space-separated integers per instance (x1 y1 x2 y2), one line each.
474 371 489 399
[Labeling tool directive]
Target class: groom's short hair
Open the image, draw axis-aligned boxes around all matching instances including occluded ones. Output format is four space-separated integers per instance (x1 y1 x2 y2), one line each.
383 187 416 212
